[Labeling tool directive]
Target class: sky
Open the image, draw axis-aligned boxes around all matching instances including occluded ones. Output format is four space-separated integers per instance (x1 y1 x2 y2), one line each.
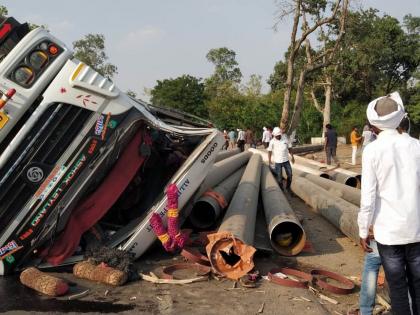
2 1 419 99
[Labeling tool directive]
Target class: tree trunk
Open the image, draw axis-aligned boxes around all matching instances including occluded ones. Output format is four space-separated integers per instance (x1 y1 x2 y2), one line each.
322 75 332 133
288 70 307 132
279 0 301 129
281 59 295 129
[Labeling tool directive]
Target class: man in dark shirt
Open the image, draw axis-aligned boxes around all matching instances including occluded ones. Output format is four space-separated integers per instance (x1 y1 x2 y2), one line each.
324 124 340 166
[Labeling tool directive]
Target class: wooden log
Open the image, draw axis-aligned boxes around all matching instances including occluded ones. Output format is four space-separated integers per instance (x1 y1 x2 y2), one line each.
20 267 69 296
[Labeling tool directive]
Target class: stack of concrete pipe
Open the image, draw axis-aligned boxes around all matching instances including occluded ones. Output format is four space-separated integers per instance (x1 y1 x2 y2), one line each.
293 155 361 187
187 147 363 280
250 148 361 244
187 150 307 280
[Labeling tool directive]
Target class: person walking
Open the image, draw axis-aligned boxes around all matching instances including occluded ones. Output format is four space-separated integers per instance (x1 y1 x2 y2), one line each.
350 126 362 165
267 127 295 192
222 130 229 150
358 92 420 315
237 128 245 152
228 129 236 149
245 128 254 150
324 124 340 166
262 127 271 148
361 123 376 153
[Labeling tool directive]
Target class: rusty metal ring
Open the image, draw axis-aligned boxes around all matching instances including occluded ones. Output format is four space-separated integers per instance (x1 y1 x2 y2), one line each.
268 268 313 288
310 269 355 294
181 247 211 266
161 263 211 280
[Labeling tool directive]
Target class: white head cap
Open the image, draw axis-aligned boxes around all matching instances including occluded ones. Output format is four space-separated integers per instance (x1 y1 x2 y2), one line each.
272 127 281 137
263 127 267 131
366 92 405 130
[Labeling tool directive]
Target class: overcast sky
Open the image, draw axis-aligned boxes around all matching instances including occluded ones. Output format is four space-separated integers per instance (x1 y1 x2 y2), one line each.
2 1 419 98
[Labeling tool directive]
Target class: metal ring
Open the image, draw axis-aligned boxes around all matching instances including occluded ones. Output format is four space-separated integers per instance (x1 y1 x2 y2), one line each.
161 263 211 280
268 267 313 288
181 247 211 266
310 269 355 294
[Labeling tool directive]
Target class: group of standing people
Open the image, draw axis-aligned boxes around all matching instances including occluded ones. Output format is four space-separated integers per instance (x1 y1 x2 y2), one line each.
350 123 377 166
222 128 256 152
223 127 276 152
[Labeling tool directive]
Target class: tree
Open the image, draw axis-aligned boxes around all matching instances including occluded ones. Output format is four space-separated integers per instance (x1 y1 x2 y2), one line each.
126 90 137 98
275 0 348 133
0 5 8 16
243 74 263 97
335 10 419 104
150 75 208 118
73 34 117 78
206 47 242 84
205 47 242 98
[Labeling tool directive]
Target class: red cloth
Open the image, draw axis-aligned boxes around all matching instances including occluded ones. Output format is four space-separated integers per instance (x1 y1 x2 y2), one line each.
44 129 150 265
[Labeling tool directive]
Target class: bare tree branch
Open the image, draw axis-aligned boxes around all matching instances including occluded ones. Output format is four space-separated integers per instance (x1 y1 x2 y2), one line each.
293 0 342 55
310 88 323 113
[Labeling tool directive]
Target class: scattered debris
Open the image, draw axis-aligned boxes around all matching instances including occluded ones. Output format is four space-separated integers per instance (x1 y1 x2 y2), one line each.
129 296 137 301
309 286 338 305
257 302 265 314
376 294 391 311
68 289 90 300
268 268 312 288
139 272 208 285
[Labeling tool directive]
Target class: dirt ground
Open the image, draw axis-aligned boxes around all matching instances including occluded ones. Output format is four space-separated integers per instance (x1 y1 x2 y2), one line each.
1 145 386 315
308 144 362 174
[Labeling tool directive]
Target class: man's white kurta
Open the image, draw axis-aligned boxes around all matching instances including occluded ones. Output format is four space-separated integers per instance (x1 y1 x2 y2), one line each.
358 129 420 245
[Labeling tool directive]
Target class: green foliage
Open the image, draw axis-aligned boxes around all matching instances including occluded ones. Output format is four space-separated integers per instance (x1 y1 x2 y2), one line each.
0 5 8 16
73 34 117 78
126 90 137 98
335 9 419 103
205 47 242 99
206 85 281 134
296 100 323 143
150 75 208 118
206 47 242 84
268 46 319 92
243 74 263 97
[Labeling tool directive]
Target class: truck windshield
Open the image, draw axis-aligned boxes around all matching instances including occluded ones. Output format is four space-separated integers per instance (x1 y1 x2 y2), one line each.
0 16 29 63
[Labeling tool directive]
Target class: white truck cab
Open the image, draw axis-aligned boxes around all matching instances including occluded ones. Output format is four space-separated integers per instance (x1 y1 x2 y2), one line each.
0 16 223 275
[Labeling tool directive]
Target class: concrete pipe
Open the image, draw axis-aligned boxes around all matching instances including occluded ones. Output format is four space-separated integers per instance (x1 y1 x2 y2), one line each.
197 151 252 198
294 169 361 206
214 148 240 162
206 154 262 280
261 165 306 256
294 155 360 187
189 167 246 229
292 163 331 179
291 144 324 154
291 176 360 244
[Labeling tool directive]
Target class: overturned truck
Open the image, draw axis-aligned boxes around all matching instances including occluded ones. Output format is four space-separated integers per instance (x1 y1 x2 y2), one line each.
0 16 223 275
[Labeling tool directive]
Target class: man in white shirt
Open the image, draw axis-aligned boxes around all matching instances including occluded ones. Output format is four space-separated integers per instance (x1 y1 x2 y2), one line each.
358 92 420 315
262 127 270 148
237 128 245 152
267 127 295 191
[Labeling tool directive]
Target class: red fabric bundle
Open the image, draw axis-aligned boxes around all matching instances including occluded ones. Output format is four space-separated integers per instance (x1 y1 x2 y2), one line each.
44 129 151 265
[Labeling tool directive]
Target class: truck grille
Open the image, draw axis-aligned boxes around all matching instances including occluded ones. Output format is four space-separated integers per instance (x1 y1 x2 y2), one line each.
0 103 92 234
